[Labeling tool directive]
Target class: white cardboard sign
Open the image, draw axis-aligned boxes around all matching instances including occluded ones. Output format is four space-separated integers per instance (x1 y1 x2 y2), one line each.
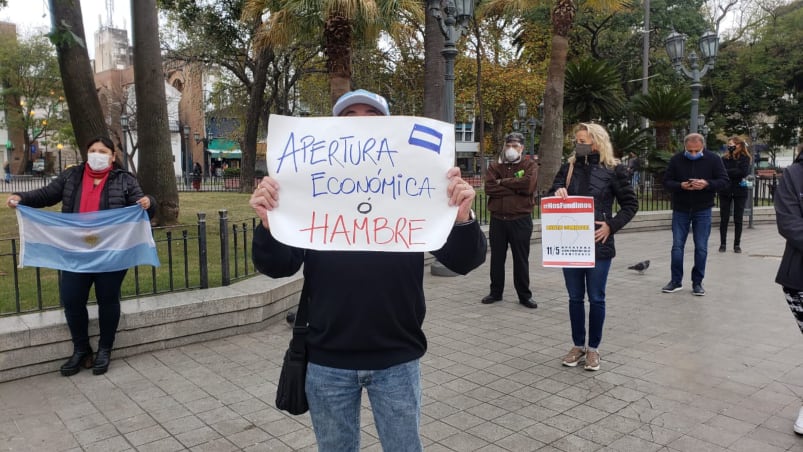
540 196 596 267
265 114 457 252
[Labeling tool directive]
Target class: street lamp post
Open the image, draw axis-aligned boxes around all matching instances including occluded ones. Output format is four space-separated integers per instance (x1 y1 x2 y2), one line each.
120 114 130 171
747 124 760 229
57 143 63 174
428 0 475 278
665 29 718 134
513 100 543 157
183 125 192 189
429 0 475 124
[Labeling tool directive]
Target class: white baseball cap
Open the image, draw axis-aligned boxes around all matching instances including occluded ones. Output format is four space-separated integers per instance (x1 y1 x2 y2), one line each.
332 89 390 116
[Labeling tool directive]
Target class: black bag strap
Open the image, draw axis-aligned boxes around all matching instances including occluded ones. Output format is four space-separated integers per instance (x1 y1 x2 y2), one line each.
289 281 309 353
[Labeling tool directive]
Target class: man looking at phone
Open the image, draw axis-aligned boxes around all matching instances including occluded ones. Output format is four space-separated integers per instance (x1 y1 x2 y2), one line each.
661 133 729 296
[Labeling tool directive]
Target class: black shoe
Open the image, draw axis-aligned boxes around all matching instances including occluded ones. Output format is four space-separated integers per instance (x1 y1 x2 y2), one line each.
92 347 112 375
734 245 742 253
481 294 502 304
692 283 706 296
60 346 93 376
519 298 538 309
718 244 726 252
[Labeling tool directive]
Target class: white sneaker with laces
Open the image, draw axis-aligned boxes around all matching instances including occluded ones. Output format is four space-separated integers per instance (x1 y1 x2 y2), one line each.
795 406 803 435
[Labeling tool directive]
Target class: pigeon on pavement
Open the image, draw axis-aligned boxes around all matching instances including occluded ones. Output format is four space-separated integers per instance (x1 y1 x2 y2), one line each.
628 260 650 274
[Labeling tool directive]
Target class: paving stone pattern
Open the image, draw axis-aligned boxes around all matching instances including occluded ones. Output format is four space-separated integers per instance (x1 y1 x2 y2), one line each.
1 224 802 451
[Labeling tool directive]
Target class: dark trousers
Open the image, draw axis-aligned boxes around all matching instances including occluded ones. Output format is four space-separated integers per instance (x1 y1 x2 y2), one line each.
719 192 747 246
60 270 128 350
488 216 533 300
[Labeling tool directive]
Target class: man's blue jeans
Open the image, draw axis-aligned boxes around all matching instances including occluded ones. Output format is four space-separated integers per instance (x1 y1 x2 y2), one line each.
305 359 422 452
671 208 712 285
563 259 611 349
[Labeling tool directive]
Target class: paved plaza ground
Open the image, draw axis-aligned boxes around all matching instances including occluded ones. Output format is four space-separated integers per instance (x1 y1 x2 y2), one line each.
1 223 802 451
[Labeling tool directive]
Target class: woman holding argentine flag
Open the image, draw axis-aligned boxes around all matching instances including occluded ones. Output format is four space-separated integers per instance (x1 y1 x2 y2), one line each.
6 136 156 376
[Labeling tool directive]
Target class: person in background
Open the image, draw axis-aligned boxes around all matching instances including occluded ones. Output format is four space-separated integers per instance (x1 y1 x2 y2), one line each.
481 132 539 309
192 161 203 191
718 136 751 253
774 144 803 435
627 151 641 187
5 136 156 376
249 89 487 451
661 133 729 296
3 161 10 184
548 123 638 371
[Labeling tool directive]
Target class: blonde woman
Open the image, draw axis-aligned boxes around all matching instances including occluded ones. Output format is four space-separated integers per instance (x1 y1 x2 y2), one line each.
719 136 752 253
547 123 638 371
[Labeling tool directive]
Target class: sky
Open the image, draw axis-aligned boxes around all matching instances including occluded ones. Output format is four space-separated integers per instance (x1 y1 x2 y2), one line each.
0 0 132 59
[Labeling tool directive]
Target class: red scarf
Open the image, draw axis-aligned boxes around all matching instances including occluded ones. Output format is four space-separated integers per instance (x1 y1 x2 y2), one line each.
79 165 113 213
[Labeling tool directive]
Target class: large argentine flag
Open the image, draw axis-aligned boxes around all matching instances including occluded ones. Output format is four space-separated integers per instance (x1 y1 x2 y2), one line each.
16 205 160 272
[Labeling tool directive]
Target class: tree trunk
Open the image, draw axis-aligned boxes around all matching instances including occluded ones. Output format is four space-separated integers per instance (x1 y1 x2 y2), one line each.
537 0 576 193
474 22 486 175
423 1 444 120
131 0 179 225
241 46 273 193
48 0 106 156
324 13 352 106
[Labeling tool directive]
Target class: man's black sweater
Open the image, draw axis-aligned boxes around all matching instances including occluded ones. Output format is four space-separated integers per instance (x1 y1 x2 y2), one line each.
253 221 487 370
664 151 729 212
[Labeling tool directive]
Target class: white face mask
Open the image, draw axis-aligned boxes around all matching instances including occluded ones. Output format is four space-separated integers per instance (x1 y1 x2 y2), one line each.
504 147 520 162
87 152 111 171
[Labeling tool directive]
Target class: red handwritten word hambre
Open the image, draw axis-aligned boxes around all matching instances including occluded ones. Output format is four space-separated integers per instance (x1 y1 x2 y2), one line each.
299 212 426 248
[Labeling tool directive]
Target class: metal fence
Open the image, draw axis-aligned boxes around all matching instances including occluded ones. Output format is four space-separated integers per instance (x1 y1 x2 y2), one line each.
3 174 253 194
0 210 260 316
0 172 781 315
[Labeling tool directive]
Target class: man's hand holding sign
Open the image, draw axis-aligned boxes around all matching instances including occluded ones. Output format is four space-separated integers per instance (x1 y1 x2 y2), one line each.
249 89 486 448
251 115 475 252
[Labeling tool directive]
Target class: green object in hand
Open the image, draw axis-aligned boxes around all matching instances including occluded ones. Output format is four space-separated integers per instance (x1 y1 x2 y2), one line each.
515 169 524 178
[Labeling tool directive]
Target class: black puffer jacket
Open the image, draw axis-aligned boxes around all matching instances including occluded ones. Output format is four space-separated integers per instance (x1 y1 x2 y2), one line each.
774 154 803 291
548 154 638 259
15 164 156 217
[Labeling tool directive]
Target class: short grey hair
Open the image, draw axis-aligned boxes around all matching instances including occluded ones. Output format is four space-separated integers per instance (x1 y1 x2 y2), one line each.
684 133 705 144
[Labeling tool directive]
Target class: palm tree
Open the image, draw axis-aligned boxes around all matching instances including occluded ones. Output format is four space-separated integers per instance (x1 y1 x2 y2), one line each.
132 0 180 224
630 85 690 152
481 0 627 192
48 0 107 153
564 58 624 123
244 0 423 105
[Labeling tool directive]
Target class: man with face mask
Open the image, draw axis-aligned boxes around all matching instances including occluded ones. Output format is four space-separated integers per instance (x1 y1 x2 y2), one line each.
482 132 539 308
661 133 729 296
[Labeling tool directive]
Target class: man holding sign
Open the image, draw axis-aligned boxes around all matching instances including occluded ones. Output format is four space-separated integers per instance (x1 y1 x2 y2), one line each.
250 89 487 451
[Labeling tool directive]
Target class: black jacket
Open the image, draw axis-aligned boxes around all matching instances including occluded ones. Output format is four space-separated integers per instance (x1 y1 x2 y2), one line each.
664 151 729 212
252 220 487 370
547 154 639 260
774 156 803 291
16 164 156 217
721 153 751 196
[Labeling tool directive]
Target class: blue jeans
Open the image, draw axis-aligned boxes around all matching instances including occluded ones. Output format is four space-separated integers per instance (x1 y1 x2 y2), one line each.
563 259 611 349
305 359 422 452
671 209 712 285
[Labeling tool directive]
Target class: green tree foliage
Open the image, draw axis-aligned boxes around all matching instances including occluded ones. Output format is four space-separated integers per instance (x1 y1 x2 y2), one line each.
244 0 423 106
564 58 624 123
707 0 803 147
160 0 320 192
631 85 690 152
0 33 66 172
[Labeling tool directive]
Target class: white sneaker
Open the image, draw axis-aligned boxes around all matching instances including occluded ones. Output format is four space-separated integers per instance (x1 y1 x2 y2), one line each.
795 406 803 435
